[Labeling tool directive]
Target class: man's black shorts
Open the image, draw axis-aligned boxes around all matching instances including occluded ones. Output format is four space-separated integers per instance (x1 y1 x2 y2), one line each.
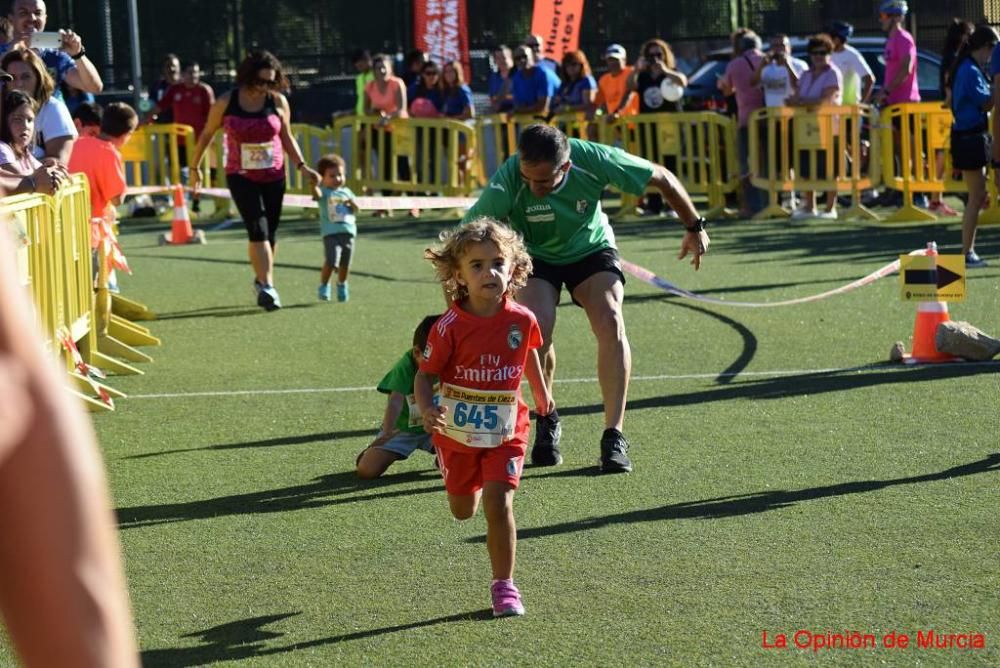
529 247 625 306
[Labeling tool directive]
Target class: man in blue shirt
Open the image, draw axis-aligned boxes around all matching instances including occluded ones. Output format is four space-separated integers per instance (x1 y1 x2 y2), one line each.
510 45 560 115
3 0 103 95
525 34 560 74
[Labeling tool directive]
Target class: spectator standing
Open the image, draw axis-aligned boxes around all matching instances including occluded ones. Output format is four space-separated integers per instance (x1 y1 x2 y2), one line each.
0 90 42 175
595 44 638 121
828 21 874 105
2 46 76 163
787 34 842 220
525 34 559 74
442 59 475 185
629 38 687 114
149 54 180 123
4 0 103 95
719 29 765 215
552 50 597 114
71 100 101 138
67 102 137 231
628 38 688 215
941 19 974 101
352 49 374 116
60 80 92 115
364 53 415 215
0 63 65 195
148 62 214 173
441 60 474 120
752 34 807 108
952 26 998 267
874 1 919 106
510 45 560 116
488 45 514 113
408 59 444 116
402 49 428 90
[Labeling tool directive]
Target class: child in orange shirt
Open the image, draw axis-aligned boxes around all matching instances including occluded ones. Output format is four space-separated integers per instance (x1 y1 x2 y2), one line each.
68 102 138 291
68 102 137 222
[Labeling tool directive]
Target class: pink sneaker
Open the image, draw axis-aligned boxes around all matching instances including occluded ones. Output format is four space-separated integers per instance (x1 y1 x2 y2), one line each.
929 200 959 217
491 579 525 617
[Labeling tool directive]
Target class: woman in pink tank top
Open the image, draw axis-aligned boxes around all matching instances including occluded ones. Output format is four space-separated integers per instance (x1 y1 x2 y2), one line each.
191 50 319 311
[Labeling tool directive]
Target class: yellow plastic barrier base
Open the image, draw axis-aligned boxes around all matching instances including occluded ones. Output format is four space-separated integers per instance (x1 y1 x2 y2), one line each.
979 204 1000 226
753 204 791 221
89 349 144 376
98 334 153 365
69 373 125 412
880 203 937 224
74 388 114 412
112 293 156 321
109 314 161 347
839 202 880 221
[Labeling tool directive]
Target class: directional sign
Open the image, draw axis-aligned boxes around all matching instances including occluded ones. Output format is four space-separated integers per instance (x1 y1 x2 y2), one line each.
899 254 966 302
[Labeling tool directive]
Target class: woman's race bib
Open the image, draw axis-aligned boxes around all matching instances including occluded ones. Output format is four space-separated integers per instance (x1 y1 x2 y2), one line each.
240 142 275 170
439 383 517 448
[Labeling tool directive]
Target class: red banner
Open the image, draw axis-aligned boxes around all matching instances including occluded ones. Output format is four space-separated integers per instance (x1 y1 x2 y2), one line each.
531 0 586 62
413 0 470 81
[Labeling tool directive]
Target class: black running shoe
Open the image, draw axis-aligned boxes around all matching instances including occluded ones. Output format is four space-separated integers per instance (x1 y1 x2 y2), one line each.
257 284 282 312
530 411 562 466
599 428 632 473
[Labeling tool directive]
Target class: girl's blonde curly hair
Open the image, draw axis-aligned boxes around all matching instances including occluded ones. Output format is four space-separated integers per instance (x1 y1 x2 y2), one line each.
424 217 533 301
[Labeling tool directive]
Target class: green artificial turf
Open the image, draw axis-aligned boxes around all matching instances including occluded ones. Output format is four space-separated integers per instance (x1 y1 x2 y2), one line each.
5 209 998 667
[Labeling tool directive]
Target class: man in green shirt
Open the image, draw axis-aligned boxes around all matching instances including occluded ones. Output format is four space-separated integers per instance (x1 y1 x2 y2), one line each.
463 124 709 473
352 49 375 115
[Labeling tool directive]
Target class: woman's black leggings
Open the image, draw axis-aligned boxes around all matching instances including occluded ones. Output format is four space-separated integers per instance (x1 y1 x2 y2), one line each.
226 174 286 246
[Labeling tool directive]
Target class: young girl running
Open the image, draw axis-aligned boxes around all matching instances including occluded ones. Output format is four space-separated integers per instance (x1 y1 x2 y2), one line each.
415 218 554 617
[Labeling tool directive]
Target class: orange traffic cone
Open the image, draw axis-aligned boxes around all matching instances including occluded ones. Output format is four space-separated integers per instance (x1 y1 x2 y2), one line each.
159 185 205 245
905 242 958 364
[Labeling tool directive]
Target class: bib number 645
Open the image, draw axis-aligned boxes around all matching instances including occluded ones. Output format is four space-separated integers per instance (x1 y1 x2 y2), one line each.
452 402 499 430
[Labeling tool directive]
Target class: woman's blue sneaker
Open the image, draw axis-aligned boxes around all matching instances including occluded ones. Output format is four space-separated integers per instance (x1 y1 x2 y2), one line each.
336 282 349 302
318 284 332 301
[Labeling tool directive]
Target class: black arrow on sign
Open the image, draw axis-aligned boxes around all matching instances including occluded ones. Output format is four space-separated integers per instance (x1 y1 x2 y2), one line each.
904 265 962 289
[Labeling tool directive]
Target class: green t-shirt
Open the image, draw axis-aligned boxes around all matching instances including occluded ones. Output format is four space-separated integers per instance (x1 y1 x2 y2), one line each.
463 138 654 265
377 351 424 434
355 71 374 115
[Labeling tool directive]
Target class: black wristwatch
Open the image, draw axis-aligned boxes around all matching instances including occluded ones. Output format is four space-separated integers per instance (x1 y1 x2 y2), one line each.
71 46 87 60
685 216 707 234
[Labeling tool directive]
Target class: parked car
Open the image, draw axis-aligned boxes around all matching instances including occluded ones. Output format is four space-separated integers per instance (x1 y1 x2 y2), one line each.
684 36 943 113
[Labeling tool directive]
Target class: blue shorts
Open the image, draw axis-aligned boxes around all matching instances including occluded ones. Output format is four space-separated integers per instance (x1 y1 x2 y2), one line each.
374 431 434 459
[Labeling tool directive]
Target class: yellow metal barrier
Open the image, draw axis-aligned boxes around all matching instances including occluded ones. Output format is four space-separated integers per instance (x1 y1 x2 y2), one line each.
879 102 954 223
0 176 127 410
334 116 478 196
749 105 880 221
122 123 197 187
614 112 739 219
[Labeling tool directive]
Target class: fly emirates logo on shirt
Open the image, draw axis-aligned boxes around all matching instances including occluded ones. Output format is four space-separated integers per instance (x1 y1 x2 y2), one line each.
453 354 523 383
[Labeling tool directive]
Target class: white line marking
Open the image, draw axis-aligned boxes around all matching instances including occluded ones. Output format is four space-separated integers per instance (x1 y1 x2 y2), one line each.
126 361 1000 400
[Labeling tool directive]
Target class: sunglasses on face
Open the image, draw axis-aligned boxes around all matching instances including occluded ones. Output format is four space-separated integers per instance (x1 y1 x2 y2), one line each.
646 51 663 59
423 70 439 76
809 50 830 56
